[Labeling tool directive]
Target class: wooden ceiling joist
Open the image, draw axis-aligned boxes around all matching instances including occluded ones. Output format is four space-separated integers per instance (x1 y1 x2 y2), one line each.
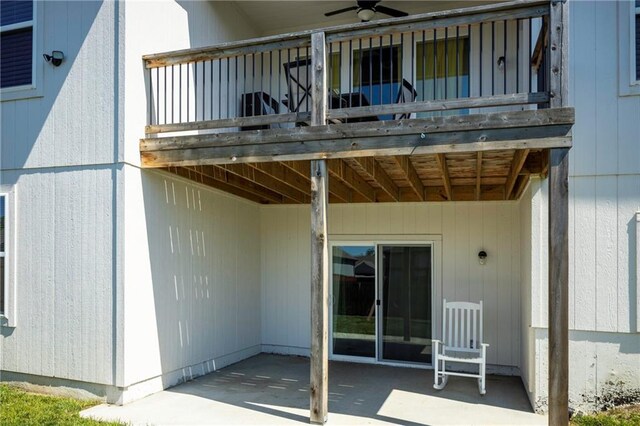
352 157 400 202
394 156 425 201
327 159 376 202
282 160 354 203
475 152 483 201
505 149 530 200
223 163 308 204
435 154 452 201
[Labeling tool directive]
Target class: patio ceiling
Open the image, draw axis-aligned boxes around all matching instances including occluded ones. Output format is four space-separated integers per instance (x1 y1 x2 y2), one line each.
232 1 501 36
165 149 547 204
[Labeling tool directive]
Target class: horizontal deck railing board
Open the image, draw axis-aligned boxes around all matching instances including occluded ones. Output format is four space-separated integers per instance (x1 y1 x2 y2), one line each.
141 108 574 152
145 112 311 134
325 93 550 121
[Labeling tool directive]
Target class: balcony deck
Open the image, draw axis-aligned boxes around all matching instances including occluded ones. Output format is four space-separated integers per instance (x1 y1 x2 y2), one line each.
140 0 573 203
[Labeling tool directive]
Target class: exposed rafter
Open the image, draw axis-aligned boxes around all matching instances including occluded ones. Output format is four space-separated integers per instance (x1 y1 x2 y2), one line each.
327 159 376 202
352 157 399 202
394 156 425 201
435 154 452 201
505 149 530 200
475 152 483 201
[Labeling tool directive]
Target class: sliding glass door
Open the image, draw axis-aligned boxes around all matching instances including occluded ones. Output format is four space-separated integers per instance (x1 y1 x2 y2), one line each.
331 243 433 365
379 245 432 364
332 245 376 358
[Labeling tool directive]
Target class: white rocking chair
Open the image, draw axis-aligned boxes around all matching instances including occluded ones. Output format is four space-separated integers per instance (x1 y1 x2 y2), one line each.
433 299 489 395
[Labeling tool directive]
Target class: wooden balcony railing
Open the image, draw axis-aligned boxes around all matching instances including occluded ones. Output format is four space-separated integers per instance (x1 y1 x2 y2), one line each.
143 0 554 136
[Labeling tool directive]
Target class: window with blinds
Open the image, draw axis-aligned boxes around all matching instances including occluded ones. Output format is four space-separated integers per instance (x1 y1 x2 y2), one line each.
635 0 640 80
1 1 34 89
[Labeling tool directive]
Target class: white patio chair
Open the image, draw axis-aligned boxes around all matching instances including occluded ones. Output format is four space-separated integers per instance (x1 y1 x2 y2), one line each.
432 299 489 395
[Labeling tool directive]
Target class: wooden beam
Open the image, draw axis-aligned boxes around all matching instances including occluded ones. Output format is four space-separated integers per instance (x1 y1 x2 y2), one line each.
505 149 530 200
435 154 452 201
531 16 549 70
309 31 329 425
512 172 531 200
141 108 574 153
172 167 268 204
203 165 284 203
393 156 425 201
284 160 353 203
223 163 308 204
548 0 569 422
352 157 399 202
548 148 569 425
252 162 310 196
327 160 375 202
475 152 483 201
140 108 574 167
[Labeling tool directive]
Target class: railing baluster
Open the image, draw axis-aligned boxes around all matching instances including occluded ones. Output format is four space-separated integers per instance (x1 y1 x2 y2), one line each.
306 46 309 113
156 67 159 124
163 66 167 125
528 18 532 94
504 20 507 95
369 37 373 106
491 20 495 96
329 42 333 109
390 33 393 103
226 58 230 119
479 22 483 97
171 65 174 124
359 37 363 108
379 35 383 105
516 19 520 93
422 30 425 101
349 40 352 108
432 29 436 100
456 26 459 99
445 27 448 100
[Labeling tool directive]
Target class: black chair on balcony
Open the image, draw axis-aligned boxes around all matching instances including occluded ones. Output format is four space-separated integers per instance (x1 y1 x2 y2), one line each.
283 58 312 115
394 79 418 120
240 91 281 130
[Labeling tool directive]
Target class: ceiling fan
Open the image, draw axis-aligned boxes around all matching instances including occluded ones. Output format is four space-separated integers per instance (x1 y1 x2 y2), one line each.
324 1 409 22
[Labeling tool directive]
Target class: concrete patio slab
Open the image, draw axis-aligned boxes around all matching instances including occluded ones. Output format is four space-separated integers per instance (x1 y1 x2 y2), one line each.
82 354 546 425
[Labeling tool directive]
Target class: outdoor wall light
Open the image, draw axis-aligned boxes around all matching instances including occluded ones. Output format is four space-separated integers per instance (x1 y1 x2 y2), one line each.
43 51 64 67
357 7 375 22
478 250 488 265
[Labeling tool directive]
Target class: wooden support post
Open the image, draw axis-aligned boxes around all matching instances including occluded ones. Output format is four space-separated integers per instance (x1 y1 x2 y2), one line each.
548 147 569 425
309 31 329 425
548 0 569 423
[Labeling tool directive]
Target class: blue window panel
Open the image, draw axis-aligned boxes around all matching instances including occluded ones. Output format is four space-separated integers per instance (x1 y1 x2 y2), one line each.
636 15 640 80
1 1 32 26
1 28 32 88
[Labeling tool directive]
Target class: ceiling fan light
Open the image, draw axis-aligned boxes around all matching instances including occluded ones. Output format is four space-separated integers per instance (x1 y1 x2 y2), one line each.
357 7 375 22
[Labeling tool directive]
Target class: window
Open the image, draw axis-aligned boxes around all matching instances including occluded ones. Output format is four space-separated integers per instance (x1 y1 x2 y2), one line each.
0 194 7 316
0 1 34 89
619 0 640 95
0 188 15 326
635 1 639 81
416 37 470 102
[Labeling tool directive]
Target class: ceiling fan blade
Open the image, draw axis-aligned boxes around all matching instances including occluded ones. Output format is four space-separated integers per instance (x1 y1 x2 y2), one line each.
375 5 409 17
324 6 358 17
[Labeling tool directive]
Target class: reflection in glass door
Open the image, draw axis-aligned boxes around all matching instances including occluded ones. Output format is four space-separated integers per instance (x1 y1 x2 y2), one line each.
380 245 432 364
332 245 376 358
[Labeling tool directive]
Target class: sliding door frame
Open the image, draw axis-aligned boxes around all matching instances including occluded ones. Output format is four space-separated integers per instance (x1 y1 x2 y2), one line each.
329 234 442 370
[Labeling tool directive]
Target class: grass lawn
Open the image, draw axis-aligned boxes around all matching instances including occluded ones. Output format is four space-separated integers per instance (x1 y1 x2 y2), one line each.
571 405 640 426
0 384 124 426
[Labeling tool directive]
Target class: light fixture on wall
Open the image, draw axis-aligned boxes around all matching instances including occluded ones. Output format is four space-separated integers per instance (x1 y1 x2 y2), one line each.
43 51 64 67
478 250 488 265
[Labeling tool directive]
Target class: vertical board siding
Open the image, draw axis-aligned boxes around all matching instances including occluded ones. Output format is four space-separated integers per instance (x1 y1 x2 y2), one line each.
122 168 261 387
569 1 640 177
0 1 117 170
0 168 116 385
261 202 521 367
567 174 640 334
